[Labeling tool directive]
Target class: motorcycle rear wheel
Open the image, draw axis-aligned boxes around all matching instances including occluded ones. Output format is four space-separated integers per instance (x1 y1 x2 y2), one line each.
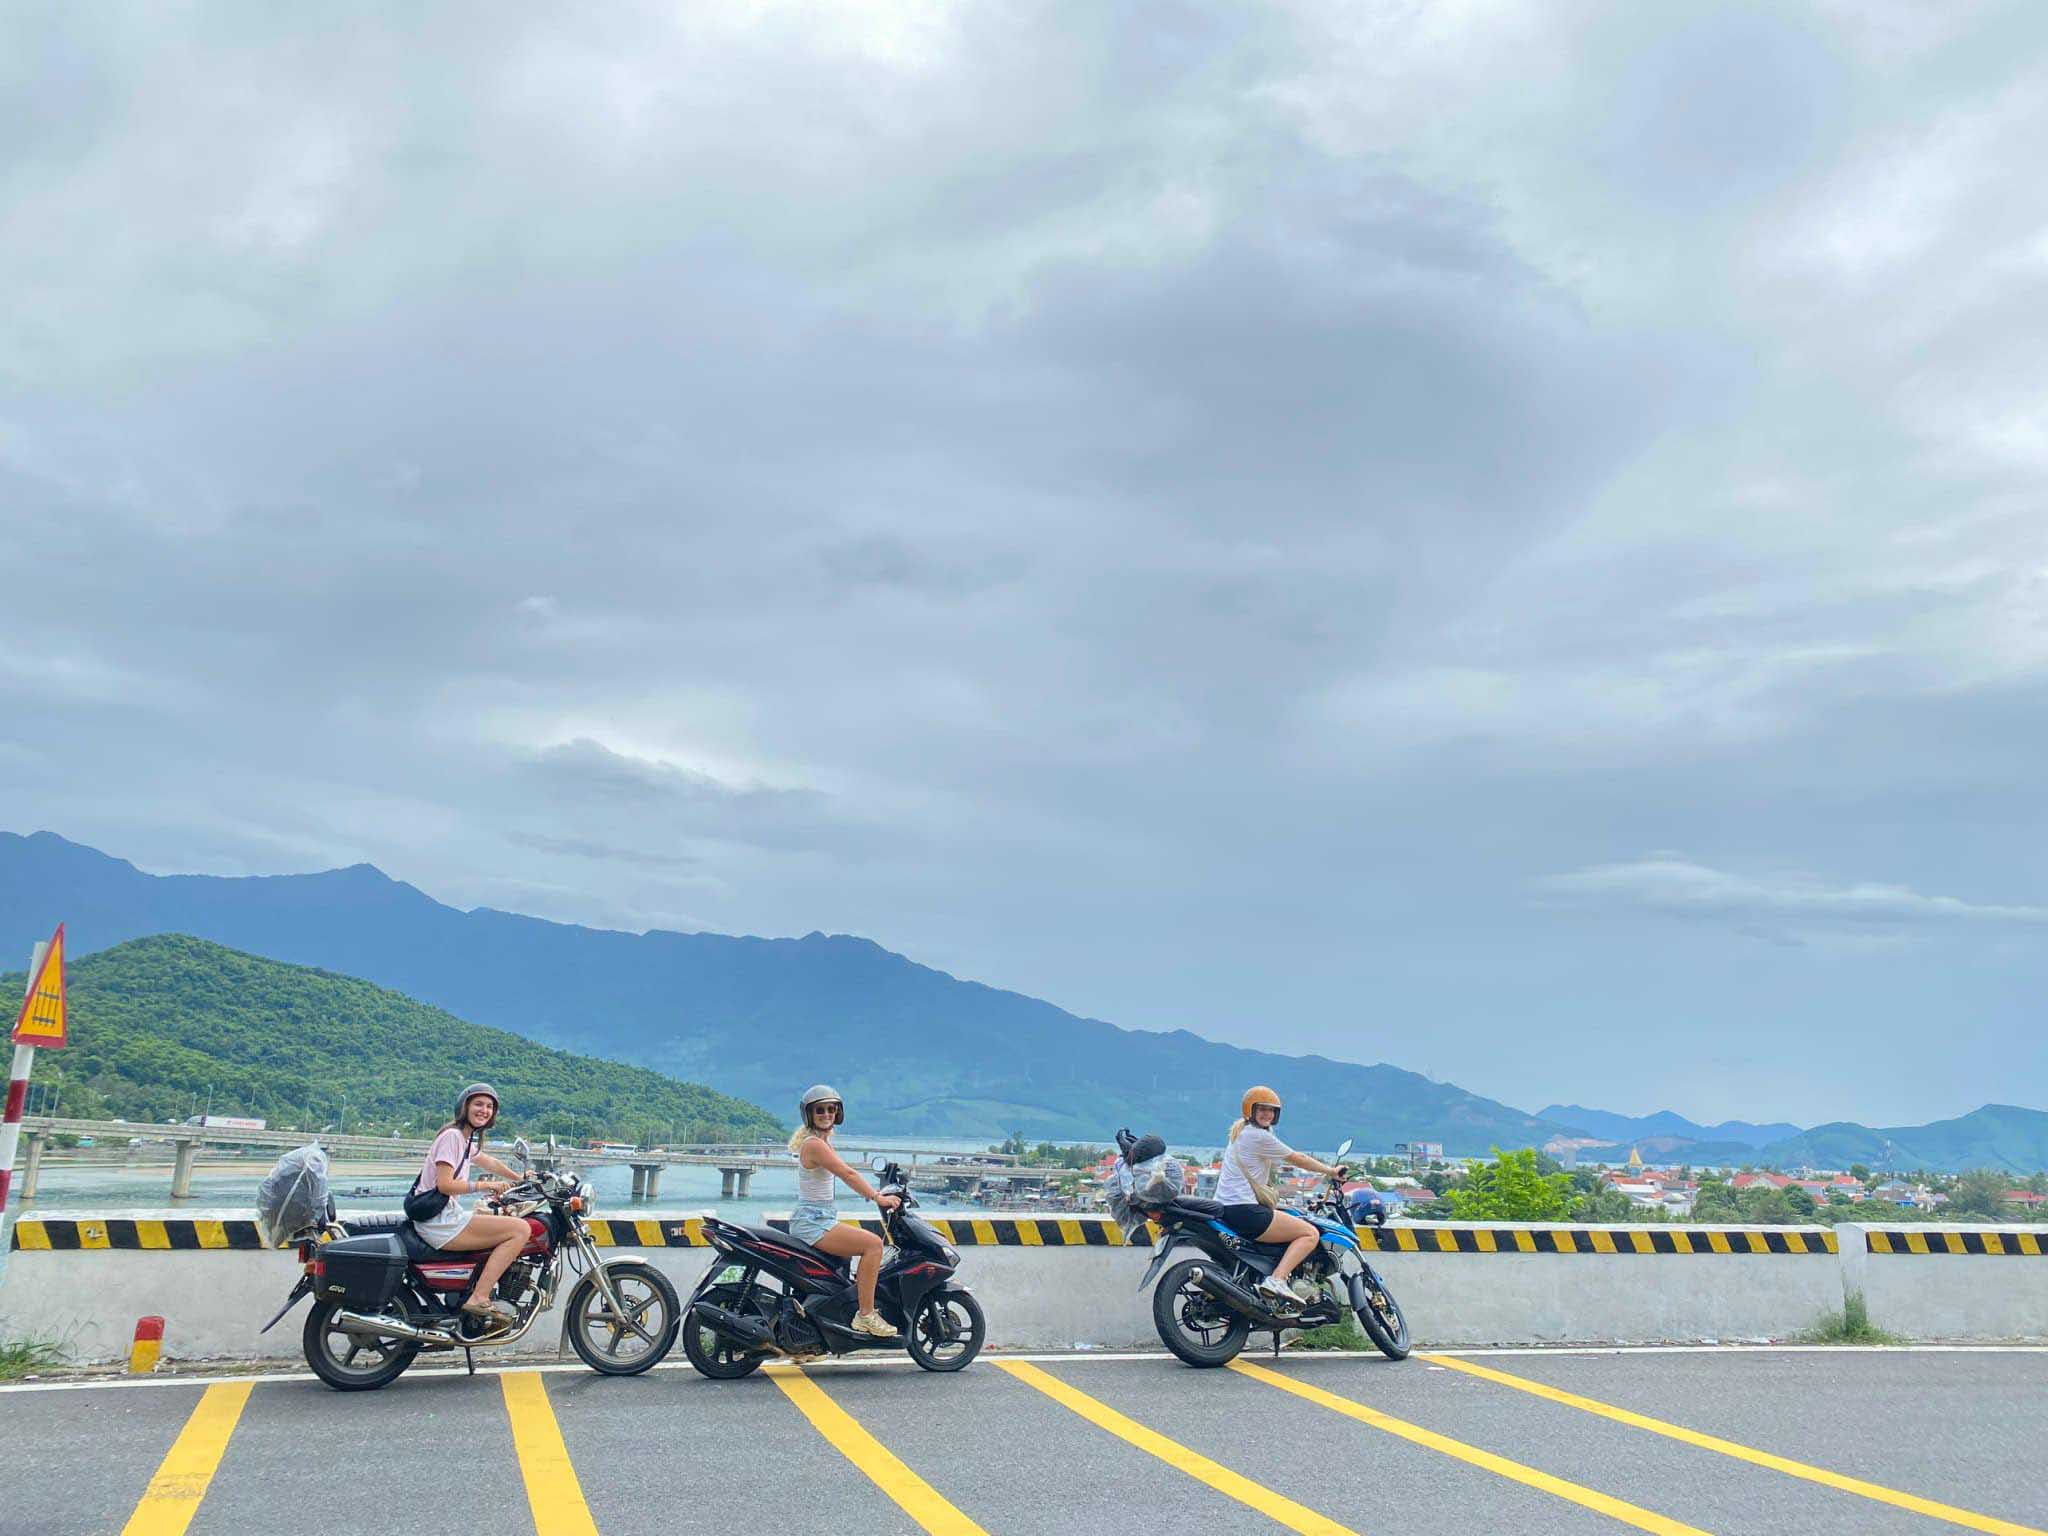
1355 1273 1411 1360
567 1261 682 1375
682 1282 770 1380
303 1298 420 1391
1151 1258 1250 1368
904 1290 985 1372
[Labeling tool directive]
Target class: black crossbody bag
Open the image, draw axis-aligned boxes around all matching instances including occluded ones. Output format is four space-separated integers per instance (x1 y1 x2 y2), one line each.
403 1130 476 1222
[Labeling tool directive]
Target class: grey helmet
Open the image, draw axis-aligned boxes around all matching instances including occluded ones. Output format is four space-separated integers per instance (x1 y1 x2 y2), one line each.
798 1083 845 1128
456 1082 500 1130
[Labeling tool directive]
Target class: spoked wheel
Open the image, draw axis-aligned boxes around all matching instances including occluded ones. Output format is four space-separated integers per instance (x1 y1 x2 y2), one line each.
1151 1258 1250 1368
904 1290 985 1372
566 1261 682 1375
303 1299 420 1391
1355 1271 1411 1360
682 1282 772 1380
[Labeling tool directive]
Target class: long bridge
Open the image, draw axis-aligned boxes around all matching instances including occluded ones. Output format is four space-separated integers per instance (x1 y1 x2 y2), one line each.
10 1115 1072 1201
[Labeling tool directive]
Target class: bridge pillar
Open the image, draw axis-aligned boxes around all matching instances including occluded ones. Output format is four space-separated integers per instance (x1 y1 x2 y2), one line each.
718 1167 738 1201
630 1165 647 1200
21 1133 47 1200
734 1168 751 1199
170 1139 199 1199
643 1165 662 1200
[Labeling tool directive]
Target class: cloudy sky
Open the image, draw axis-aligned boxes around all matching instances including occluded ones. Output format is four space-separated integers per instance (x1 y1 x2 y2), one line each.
6 2 2047 1127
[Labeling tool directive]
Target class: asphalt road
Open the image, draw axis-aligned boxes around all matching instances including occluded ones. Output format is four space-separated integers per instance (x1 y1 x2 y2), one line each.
2 1348 2041 1536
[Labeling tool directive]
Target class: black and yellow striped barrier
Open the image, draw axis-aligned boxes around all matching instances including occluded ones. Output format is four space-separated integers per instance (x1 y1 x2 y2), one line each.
1865 1228 2046 1256
9 1215 1883 1254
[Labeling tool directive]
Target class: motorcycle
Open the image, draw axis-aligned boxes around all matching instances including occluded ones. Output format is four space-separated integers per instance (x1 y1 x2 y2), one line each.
265 1136 682 1391
681 1159 986 1377
1130 1134 1411 1366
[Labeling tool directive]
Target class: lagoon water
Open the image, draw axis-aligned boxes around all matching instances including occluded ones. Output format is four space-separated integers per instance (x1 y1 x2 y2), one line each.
13 1136 1106 1220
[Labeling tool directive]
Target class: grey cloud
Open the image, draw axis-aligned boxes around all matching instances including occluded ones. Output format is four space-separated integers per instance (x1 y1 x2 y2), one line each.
1535 857 2048 939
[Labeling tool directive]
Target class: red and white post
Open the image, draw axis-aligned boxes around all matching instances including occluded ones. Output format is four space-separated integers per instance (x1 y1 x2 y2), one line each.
0 938 49 1294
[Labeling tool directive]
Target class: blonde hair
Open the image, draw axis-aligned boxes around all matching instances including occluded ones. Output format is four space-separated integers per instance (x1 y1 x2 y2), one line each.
1227 1117 1248 1144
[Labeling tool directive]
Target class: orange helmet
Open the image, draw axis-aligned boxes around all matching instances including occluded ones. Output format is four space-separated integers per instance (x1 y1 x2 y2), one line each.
1241 1086 1283 1124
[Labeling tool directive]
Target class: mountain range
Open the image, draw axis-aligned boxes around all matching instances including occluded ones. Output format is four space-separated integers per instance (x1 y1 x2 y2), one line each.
4 830 2045 1170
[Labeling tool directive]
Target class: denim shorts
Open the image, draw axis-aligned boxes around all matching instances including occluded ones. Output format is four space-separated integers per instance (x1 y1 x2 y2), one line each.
789 1201 838 1244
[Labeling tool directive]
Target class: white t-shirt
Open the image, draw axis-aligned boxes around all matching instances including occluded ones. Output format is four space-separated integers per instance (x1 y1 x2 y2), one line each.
1216 1125 1292 1205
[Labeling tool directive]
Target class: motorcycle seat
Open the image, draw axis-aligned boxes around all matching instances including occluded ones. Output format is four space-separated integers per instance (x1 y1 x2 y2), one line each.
754 1222 852 1274
1166 1196 1222 1218
336 1212 438 1260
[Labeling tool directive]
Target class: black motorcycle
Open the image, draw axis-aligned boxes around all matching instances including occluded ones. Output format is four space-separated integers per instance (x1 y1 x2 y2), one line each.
1127 1133 1411 1366
681 1160 986 1376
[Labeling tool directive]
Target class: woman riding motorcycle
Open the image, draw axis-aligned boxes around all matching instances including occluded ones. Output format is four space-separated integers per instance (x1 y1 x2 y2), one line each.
788 1084 902 1338
408 1082 528 1327
1214 1086 1348 1307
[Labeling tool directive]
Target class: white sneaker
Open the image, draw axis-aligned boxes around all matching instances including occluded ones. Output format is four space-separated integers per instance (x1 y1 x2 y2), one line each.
851 1310 899 1339
1257 1275 1300 1308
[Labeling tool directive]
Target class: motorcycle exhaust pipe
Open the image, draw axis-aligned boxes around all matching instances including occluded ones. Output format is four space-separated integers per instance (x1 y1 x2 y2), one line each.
1186 1266 1285 1321
332 1309 457 1347
692 1303 774 1350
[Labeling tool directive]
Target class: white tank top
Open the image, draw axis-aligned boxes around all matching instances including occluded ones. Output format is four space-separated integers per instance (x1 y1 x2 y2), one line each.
796 1137 836 1204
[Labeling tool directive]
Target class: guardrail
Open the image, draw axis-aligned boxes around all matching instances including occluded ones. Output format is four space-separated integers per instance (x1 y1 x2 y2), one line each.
6 1217 2042 1363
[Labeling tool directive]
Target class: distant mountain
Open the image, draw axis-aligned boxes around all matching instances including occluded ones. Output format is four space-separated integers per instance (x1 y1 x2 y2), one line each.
1752 1105 2048 1176
0 934 781 1142
0 831 1568 1150
1539 1105 1802 1149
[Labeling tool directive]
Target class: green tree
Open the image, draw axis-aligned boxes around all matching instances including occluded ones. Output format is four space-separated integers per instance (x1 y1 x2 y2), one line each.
1947 1169 2007 1219
1574 1185 1635 1224
1445 1148 1574 1222
1849 1163 1872 1185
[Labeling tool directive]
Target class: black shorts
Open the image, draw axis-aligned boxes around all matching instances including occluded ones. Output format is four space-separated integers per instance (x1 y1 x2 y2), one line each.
1215 1203 1276 1241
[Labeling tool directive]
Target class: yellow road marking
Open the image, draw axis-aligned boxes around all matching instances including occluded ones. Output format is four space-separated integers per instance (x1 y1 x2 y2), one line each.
996 1360 1359 1535
501 1370 601 1536
1056 1217 1085 1245
119 1382 252 1536
970 1217 998 1245
12 1218 49 1249
1420 1353 2046 1536
135 1219 171 1250
193 1220 228 1250
1228 1360 1706 1536
770 1366 989 1535
1016 1218 1044 1245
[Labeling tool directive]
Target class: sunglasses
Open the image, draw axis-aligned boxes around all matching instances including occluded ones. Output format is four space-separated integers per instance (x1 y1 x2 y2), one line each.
809 1102 843 1120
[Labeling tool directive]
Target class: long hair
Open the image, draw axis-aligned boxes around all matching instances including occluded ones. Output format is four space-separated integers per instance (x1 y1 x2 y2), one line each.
1227 1116 1248 1144
788 1121 831 1156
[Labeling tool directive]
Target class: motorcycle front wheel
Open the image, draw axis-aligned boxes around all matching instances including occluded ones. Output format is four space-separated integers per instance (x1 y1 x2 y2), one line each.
566 1261 682 1375
681 1282 771 1380
1151 1258 1250 1368
303 1298 421 1391
904 1290 985 1372
1355 1271 1411 1360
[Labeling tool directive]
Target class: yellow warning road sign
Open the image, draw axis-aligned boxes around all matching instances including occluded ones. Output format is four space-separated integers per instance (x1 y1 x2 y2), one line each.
12 924 67 1048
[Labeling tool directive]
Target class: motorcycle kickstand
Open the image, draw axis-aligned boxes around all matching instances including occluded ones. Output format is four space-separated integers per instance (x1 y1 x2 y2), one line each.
464 1348 476 1376
1270 1330 1283 1359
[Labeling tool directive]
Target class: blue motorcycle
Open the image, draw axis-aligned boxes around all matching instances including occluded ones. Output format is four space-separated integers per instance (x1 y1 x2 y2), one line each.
1135 1137 1411 1366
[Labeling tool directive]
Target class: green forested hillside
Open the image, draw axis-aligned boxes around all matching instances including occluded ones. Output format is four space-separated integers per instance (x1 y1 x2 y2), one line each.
2 934 780 1144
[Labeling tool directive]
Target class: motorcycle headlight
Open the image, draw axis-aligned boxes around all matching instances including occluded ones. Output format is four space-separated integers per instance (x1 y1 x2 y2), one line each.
940 1244 960 1265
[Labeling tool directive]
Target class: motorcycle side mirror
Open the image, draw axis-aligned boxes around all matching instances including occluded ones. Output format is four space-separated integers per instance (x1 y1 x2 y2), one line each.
1335 1139 1353 1161
513 1136 531 1170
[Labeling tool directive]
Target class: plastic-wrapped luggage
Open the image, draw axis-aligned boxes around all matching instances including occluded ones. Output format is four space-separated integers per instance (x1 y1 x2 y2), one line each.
1103 1137 1185 1241
255 1143 333 1247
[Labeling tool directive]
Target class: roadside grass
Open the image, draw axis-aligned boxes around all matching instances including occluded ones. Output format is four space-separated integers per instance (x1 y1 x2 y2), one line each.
1801 1292 1904 1345
0 1335 67 1381
1290 1316 1369 1351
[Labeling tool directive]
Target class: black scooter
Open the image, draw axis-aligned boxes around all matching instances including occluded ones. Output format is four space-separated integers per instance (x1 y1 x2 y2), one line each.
681 1160 986 1376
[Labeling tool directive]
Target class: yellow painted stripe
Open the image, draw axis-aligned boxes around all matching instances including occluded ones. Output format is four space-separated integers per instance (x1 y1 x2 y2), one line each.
13 1218 50 1250
1552 1228 1580 1252
1944 1233 1968 1256
1983 1232 2006 1256
77 1221 110 1250
1395 1228 1420 1252
501 1371 601 1536
1434 1229 1458 1253
1057 1218 1084 1245
1474 1228 1497 1253
135 1219 171 1250
1868 1230 1894 1254
634 1218 663 1246
193 1220 228 1250
2020 1233 2042 1257
1907 1231 1931 1255
772 1367 990 1535
1667 1230 1693 1254
1512 1229 1536 1253
969 1217 997 1245
930 1219 957 1243
996 1361 1358 1535
679 1216 706 1246
1589 1229 1618 1255
1230 1360 1705 1535
1628 1230 1655 1254
1706 1231 1732 1255
1420 1354 2046 1536
1783 1232 1808 1255
1016 1218 1044 1246
119 1382 252 1536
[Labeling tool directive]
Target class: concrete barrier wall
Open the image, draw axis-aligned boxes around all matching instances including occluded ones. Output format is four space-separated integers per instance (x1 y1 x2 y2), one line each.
3 1213 2042 1364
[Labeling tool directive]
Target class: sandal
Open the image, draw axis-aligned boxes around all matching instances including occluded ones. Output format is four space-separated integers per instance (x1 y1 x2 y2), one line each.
461 1297 516 1327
